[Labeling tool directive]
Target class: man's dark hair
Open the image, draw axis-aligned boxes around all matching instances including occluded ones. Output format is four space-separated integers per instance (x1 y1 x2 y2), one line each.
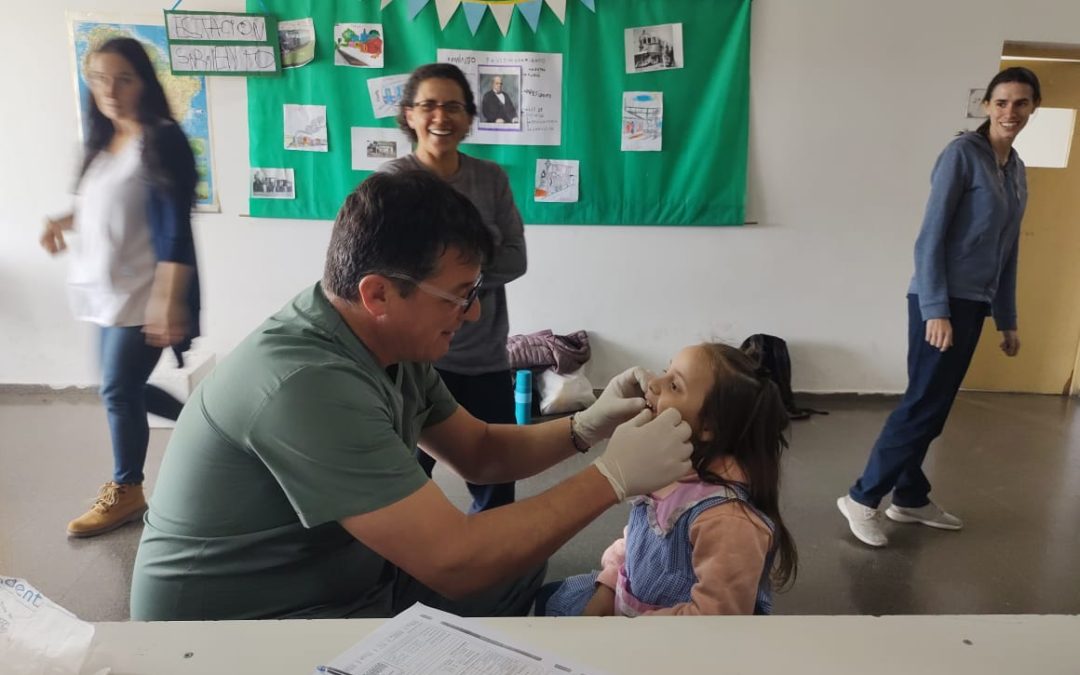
323 171 494 301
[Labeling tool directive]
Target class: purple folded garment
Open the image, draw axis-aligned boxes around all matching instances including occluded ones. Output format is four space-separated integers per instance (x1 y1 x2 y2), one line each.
507 329 590 374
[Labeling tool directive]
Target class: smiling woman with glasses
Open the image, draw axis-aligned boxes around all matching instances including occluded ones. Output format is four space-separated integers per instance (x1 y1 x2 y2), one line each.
379 62 528 514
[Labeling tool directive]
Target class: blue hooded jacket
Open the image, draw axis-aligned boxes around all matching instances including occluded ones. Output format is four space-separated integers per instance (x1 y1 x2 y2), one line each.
908 131 1026 331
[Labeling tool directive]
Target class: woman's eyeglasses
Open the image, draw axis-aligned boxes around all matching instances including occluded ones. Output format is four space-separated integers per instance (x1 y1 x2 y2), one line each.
384 272 483 312
407 100 468 115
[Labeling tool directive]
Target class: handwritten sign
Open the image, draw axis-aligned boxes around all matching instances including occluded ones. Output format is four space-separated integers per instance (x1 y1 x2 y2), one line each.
166 13 269 42
163 10 280 76
169 44 278 74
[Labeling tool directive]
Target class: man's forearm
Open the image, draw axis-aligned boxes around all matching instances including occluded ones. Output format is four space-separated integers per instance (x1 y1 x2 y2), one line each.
456 416 580 484
442 466 617 597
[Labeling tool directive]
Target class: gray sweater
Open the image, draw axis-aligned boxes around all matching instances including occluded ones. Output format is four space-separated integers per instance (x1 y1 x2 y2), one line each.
379 153 527 373
908 132 1025 330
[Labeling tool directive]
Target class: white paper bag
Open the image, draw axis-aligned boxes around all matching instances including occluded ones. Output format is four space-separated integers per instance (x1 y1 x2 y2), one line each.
0 576 96 675
538 368 597 415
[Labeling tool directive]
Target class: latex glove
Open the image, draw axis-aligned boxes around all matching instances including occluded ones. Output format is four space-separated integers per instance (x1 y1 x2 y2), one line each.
593 408 693 502
573 367 652 447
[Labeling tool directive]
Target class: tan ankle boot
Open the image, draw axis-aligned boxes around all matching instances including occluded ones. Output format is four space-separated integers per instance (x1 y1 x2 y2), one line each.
67 482 147 538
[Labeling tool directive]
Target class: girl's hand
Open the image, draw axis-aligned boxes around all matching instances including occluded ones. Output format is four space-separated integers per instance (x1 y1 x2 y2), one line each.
1000 330 1021 357
144 298 190 347
925 318 953 352
582 585 616 616
40 218 69 255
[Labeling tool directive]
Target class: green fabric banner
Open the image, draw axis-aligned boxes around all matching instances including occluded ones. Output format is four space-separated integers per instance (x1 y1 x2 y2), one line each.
247 0 750 225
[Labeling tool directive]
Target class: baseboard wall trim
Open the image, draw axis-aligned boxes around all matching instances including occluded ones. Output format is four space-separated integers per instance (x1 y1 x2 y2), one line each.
0 384 101 403
0 384 98 394
796 391 903 397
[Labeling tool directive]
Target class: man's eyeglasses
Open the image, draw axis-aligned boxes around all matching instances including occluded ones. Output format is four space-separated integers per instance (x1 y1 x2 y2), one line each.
385 272 483 312
407 100 468 115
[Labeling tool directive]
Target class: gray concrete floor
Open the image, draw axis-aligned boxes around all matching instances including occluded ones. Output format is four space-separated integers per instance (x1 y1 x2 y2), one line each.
1 390 1077 621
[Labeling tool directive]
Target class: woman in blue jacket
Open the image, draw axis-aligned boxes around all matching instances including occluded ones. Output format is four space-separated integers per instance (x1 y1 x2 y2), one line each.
838 67 1041 547
41 38 200 538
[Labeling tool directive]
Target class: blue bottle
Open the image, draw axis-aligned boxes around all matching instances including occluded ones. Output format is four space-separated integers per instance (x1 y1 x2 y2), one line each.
514 370 533 425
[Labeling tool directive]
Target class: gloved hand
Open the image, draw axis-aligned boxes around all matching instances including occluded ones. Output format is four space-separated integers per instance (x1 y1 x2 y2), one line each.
592 408 693 502
572 366 653 447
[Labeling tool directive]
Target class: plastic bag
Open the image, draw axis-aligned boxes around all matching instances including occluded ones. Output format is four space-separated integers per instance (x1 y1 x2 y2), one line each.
537 368 597 415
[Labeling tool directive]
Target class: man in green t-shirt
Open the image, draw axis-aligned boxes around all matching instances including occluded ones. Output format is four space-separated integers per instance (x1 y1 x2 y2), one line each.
131 171 693 620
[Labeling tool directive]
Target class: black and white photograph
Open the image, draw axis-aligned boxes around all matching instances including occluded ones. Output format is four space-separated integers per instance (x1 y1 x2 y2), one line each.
350 127 411 170
250 168 295 199
478 65 522 131
625 23 684 74
366 140 398 160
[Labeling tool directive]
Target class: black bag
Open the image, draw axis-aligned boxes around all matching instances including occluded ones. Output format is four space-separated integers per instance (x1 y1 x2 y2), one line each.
740 334 827 420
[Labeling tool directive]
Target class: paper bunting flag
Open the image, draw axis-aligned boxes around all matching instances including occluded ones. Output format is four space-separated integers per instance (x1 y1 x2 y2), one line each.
516 0 544 32
382 0 595 36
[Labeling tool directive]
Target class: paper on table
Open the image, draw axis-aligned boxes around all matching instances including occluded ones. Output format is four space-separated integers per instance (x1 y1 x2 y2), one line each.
312 603 607 675
0 576 105 675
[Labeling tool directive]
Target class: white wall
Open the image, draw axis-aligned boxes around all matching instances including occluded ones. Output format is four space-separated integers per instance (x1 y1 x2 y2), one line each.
3 0 1079 392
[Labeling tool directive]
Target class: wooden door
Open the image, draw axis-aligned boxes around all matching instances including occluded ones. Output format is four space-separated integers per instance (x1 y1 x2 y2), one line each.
964 54 1080 394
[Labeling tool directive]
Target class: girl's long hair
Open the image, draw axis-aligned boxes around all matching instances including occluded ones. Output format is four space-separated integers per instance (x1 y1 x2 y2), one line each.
693 343 798 589
80 37 196 205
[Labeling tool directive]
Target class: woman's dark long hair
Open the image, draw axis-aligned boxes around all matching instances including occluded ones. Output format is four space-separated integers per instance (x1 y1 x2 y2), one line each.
80 37 196 206
692 343 798 590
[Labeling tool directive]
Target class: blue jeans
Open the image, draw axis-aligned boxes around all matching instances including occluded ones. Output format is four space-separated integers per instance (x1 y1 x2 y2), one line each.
849 295 988 509
99 326 183 485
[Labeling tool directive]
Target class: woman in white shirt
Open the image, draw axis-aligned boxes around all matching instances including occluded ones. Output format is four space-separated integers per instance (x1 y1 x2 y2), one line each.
40 37 200 538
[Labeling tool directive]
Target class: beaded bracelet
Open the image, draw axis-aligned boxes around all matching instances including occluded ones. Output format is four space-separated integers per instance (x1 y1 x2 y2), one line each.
568 413 590 453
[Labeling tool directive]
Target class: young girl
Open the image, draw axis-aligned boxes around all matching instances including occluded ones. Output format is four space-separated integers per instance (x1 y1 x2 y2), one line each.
539 343 797 616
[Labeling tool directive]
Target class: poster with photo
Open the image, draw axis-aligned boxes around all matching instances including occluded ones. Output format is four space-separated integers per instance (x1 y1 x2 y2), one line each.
351 127 412 171
437 48 562 146
621 92 663 152
278 18 315 69
478 66 522 131
534 159 579 203
334 23 383 68
284 104 328 151
367 73 410 119
625 23 684 74
251 168 295 199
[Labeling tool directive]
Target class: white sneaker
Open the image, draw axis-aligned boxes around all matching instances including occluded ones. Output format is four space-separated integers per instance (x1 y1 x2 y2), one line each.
837 495 888 547
885 502 963 530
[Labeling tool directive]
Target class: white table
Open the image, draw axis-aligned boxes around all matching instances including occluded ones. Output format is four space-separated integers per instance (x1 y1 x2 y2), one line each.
82 614 1080 674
